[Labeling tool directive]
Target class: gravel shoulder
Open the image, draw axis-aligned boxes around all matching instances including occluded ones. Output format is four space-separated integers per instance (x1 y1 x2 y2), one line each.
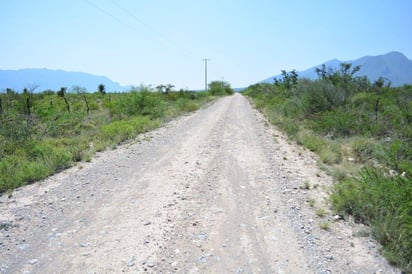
0 94 398 273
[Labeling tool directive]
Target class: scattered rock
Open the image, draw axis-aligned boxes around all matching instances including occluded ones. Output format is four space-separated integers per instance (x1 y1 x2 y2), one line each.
199 255 208 263
15 216 24 221
333 215 342 221
28 259 38 265
143 220 152 226
198 232 208 241
17 243 29 250
127 256 136 267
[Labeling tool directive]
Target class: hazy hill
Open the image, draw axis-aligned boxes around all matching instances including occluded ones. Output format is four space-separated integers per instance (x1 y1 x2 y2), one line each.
0 68 128 92
261 51 412 86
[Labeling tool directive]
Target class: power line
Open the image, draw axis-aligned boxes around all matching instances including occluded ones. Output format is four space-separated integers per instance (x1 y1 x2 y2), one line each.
84 0 173 52
85 0 205 88
110 1 166 43
89 0 196 57
84 0 138 33
110 1 197 58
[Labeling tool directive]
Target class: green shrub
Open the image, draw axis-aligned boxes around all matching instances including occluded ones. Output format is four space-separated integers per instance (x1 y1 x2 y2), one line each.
176 98 199 112
319 143 342 164
295 128 325 152
0 157 23 191
378 140 412 173
263 109 299 137
243 77 412 271
282 96 303 117
108 91 165 118
29 142 72 170
0 116 33 142
302 90 331 114
298 80 346 114
101 116 158 144
209 81 234 95
0 143 72 192
102 120 135 143
350 137 380 163
332 168 412 271
311 110 357 137
166 92 179 101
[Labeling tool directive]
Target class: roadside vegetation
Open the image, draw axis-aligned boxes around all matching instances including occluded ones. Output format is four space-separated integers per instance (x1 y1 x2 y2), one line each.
0 82 234 193
243 65 412 272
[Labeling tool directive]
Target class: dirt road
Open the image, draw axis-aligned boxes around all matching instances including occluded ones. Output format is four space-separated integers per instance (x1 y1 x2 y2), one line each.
0 94 397 273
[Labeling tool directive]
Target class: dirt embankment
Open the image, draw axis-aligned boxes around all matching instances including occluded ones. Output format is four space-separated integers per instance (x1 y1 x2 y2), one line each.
0 94 398 273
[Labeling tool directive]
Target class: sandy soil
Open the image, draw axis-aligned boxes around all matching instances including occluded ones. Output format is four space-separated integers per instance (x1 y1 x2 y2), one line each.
0 94 399 273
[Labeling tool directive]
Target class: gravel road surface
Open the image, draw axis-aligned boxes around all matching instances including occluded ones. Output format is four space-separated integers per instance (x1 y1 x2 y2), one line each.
0 94 398 273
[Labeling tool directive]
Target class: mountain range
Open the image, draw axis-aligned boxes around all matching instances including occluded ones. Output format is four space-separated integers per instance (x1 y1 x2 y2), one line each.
1 52 411 92
261 51 412 87
0 69 128 92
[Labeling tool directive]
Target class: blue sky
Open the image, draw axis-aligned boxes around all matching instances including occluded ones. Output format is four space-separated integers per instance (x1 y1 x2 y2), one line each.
1 0 411 90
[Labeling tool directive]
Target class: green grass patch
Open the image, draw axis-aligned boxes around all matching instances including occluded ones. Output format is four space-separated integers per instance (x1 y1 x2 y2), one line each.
101 116 158 144
295 128 325 152
0 87 220 192
331 168 412 270
0 143 72 192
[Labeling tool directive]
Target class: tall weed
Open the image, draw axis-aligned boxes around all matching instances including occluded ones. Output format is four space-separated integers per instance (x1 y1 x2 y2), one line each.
331 168 411 270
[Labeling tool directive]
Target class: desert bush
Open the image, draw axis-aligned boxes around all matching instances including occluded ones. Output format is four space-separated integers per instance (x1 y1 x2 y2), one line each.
295 128 325 152
350 137 380 163
243 71 412 271
319 142 342 165
209 81 234 95
281 96 304 117
108 91 165 118
331 168 411 270
0 142 72 192
102 116 158 144
176 98 199 112
299 80 346 114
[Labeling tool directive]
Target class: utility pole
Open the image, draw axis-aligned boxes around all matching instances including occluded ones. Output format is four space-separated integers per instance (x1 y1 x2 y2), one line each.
202 58 210 92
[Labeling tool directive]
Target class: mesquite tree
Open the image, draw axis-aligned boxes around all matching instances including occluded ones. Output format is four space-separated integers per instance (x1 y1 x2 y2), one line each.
58 87 70 113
